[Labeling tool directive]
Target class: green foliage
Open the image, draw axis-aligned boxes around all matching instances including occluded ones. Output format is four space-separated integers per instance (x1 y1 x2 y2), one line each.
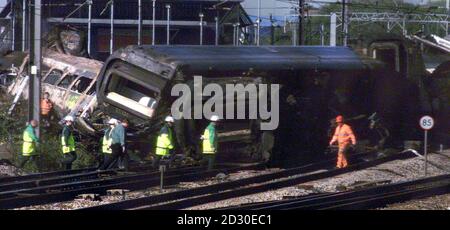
0 96 28 155
0 94 96 172
318 1 448 44
264 1 448 46
29 135 61 172
261 27 296 45
72 141 97 169
320 1 448 14
24 131 98 171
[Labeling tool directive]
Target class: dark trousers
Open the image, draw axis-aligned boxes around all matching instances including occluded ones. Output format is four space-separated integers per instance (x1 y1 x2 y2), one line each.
203 154 216 171
118 151 129 171
101 154 116 169
41 114 51 128
61 151 77 170
152 155 162 169
152 152 176 169
18 155 39 170
100 144 122 170
96 153 105 168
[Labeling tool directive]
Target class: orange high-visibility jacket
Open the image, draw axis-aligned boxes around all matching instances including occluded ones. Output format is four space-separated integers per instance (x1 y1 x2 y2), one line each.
331 124 356 145
41 99 54 116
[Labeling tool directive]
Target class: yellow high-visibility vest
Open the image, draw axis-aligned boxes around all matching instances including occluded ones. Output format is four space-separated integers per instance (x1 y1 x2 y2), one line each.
155 126 174 156
202 124 217 155
22 129 36 156
102 128 114 154
61 133 76 154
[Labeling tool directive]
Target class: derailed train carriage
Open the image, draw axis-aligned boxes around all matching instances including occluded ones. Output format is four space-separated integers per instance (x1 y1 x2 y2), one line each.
366 35 450 146
7 50 103 135
90 45 422 164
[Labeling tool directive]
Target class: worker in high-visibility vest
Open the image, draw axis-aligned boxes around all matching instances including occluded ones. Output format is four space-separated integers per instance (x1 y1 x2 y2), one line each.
99 119 118 170
153 116 175 168
19 120 40 170
61 116 77 170
329 115 357 169
201 115 220 171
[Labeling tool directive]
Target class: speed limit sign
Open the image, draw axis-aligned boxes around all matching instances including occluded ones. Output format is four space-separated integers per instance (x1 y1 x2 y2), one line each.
420 115 434 177
420 116 435 130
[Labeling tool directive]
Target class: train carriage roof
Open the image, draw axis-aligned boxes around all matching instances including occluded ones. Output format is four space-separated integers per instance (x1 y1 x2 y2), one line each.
44 51 104 79
116 46 368 75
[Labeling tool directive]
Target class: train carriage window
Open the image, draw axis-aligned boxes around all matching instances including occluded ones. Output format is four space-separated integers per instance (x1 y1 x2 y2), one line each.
44 69 64 85
40 65 51 79
87 85 96 95
57 74 78 89
106 73 158 118
70 76 93 93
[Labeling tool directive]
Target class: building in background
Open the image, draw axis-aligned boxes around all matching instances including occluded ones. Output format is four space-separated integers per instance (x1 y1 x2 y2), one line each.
241 0 293 19
0 0 252 60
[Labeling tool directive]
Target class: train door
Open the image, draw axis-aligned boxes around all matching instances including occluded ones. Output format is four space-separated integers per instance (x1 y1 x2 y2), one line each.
370 42 408 77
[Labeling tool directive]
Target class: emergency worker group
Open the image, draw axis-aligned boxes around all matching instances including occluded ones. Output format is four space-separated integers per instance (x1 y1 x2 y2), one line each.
19 92 221 171
20 93 357 172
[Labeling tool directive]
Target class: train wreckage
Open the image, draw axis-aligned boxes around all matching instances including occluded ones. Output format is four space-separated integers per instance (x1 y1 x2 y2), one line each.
2 50 103 135
1 36 449 164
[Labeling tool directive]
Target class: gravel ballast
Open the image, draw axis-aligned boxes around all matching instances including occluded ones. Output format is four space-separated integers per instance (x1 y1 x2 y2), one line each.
14 150 450 210
189 150 450 210
0 162 23 177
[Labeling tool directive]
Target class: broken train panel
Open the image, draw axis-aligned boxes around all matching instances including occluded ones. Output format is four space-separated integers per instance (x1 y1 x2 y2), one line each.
7 50 103 135
366 34 450 146
95 46 422 164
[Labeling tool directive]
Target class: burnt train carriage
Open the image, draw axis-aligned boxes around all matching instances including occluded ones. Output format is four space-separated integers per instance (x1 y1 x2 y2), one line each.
8 50 103 134
429 61 450 144
366 35 449 146
94 46 419 163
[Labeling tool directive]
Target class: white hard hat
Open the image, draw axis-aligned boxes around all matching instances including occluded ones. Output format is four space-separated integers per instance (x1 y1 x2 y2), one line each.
165 116 175 123
108 118 119 125
210 115 220 122
64 116 75 122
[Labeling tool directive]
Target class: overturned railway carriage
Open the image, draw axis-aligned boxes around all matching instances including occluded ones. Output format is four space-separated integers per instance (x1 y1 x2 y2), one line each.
94 46 420 164
429 61 450 144
8 51 103 134
367 35 450 146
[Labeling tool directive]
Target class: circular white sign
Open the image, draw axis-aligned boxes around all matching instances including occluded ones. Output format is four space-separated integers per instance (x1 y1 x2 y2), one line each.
420 116 435 130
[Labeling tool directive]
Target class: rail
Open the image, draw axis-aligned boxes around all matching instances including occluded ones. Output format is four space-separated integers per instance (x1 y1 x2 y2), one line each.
84 150 416 210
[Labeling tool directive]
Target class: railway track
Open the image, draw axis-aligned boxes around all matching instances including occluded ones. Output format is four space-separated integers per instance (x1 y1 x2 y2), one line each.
83 150 416 210
221 174 450 210
0 167 97 184
0 164 194 193
0 163 263 209
0 162 154 185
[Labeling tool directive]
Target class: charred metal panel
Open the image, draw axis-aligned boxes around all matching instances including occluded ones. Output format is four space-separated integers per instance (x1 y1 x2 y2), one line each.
96 45 365 107
429 61 450 144
7 50 103 136
43 51 103 79
121 45 365 73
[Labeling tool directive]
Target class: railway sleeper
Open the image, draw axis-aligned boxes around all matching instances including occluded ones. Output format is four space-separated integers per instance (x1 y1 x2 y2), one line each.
76 194 102 201
85 150 414 210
